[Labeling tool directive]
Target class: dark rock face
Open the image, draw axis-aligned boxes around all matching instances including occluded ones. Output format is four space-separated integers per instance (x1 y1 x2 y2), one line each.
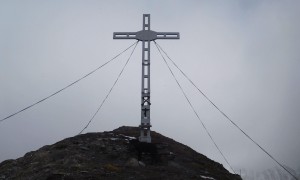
0 126 241 180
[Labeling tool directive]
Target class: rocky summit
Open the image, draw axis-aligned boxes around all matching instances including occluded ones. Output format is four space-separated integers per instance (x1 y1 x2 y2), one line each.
0 126 241 180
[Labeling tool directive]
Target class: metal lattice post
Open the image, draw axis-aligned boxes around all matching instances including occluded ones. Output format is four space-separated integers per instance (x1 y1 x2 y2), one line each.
113 14 179 143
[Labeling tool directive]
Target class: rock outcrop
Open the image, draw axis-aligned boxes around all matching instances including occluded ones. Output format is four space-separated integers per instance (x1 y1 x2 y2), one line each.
0 126 241 180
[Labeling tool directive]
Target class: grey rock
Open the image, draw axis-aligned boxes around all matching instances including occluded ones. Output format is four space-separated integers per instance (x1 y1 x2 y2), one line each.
80 146 90 151
125 158 140 167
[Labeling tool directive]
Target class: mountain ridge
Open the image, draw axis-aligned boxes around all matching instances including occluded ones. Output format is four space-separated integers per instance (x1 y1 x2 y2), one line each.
0 126 241 180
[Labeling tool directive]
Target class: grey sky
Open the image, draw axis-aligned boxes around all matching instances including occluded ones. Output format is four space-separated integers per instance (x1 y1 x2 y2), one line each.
1 0 299 173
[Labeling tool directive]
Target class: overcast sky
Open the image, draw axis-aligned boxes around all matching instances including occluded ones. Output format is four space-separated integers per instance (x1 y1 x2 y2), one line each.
1 0 299 174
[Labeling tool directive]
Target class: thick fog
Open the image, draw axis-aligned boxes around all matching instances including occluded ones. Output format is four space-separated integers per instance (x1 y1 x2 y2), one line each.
1 0 299 174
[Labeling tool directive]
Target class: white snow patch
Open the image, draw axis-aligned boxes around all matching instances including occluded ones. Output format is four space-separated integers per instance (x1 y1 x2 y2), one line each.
110 138 119 141
119 134 136 140
124 135 136 140
200 175 215 180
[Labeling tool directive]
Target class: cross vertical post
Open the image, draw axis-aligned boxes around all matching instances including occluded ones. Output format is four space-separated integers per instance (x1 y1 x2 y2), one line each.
113 14 179 143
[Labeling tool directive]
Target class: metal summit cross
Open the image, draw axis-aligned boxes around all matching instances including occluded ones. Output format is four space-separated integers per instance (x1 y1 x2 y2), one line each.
113 14 179 143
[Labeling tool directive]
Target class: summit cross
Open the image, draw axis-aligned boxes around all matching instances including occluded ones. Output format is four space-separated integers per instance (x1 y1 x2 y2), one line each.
113 14 180 143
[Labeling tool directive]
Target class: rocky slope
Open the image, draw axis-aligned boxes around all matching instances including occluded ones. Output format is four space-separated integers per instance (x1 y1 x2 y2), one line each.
0 126 241 180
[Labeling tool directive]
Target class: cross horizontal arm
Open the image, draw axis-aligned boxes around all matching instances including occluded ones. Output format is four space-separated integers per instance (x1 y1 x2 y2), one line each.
156 32 180 39
113 32 137 39
114 31 179 41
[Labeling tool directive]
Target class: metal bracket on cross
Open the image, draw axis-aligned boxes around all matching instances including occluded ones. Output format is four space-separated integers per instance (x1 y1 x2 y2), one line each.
113 14 179 143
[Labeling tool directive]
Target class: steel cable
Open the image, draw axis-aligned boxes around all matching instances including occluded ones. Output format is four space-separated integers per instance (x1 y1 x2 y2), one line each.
154 42 236 174
78 41 139 134
155 41 298 180
0 41 138 124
